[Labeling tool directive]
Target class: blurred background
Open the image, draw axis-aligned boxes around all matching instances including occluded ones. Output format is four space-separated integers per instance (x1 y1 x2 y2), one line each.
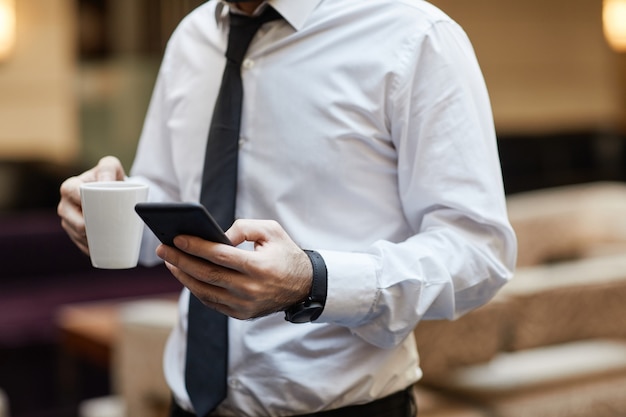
1 1 626 417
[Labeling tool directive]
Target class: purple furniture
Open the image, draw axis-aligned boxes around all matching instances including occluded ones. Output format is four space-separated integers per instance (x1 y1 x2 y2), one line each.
0 210 181 417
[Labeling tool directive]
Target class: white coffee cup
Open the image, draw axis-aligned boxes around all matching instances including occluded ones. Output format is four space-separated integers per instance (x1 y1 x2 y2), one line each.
80 181 149 269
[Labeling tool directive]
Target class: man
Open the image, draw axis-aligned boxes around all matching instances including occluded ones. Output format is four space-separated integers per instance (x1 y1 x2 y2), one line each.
58 0 517 416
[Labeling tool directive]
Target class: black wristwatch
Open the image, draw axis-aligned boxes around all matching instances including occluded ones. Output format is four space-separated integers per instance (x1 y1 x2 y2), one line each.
284 250 328 323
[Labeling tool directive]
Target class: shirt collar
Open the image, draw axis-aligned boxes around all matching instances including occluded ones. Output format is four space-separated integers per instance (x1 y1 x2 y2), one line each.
215 0 321 31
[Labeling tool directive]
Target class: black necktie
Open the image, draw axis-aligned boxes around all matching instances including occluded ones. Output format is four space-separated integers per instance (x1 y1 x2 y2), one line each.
186 7 281 417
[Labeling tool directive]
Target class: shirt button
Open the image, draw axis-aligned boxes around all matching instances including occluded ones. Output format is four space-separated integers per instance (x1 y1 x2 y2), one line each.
228 377 241 389
238 137 246 148
242 58 254 69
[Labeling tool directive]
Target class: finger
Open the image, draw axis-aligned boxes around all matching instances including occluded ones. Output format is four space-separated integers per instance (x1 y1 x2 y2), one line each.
157 243 234 289
59 206 89 252
173 235 243 271
226 219 284 248
59 212 89 254
59 176 85 208
61 209 86 238
94 156 126 182
58 179 89 252
161 243 285 320
165 261 231 312
69 233 90 255
76 156 125 183
162 256 239 316
58 182 85 229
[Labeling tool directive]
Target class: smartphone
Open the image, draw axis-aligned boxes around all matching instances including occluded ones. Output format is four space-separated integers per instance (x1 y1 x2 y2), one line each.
134 202 232 247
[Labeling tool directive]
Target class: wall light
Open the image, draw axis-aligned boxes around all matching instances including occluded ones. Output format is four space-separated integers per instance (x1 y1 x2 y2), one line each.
0 0 16 61
604 0 626 52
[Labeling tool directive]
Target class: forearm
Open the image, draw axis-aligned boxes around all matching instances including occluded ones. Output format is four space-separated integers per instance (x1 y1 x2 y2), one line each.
315 212 516 349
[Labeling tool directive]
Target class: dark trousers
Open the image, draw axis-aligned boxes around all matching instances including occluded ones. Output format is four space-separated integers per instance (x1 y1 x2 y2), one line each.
170 387 417 417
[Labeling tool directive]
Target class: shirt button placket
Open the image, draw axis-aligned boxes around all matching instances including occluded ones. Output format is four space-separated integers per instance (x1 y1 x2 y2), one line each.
228 377 242 390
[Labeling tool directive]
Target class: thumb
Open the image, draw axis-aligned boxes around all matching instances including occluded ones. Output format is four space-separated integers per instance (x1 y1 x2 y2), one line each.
226 219 284 247
95 156 126 182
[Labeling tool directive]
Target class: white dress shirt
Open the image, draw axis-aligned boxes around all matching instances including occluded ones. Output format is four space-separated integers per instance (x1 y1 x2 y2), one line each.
129 0 517 415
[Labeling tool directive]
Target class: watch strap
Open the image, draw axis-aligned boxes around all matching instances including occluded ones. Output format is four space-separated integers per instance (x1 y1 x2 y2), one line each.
284 249 328 323
303 249 327 307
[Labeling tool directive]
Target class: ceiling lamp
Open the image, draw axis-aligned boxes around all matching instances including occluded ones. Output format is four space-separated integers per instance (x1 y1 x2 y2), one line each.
604 0 626 52
0 0 16 62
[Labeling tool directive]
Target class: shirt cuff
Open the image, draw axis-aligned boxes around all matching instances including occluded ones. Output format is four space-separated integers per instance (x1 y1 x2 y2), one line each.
315 250 378 327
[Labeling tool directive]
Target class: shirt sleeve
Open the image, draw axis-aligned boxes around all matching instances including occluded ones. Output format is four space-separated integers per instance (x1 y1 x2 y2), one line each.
315 19 517 349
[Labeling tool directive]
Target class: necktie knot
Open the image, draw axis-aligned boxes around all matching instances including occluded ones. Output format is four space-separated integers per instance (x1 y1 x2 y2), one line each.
226 7 281 65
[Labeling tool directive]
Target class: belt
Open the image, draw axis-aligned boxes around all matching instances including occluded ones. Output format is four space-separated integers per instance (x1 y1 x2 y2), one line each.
170 387 416 417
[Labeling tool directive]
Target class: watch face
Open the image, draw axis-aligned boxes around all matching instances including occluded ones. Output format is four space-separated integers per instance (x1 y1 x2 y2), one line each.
285 301 324 323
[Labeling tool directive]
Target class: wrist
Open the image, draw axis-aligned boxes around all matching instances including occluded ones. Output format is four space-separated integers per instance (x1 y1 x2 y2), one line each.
284 250 328 323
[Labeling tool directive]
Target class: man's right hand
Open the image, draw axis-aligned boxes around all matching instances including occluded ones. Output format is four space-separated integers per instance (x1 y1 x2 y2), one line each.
57 156 126 255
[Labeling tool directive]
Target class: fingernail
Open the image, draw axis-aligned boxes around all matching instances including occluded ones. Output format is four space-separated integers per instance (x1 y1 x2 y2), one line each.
156 244 166 259
174 236 188 249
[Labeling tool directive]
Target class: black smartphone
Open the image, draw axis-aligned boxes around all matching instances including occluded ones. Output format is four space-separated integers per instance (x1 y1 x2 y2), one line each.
134 202 232 247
